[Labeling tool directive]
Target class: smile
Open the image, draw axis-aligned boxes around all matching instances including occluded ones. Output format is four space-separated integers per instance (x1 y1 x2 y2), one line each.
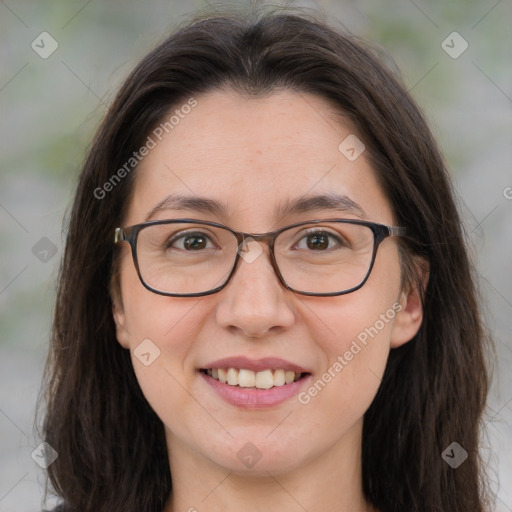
201 368 306 389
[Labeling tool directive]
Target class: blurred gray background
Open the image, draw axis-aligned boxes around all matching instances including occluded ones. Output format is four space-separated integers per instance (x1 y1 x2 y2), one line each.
0 1 511 511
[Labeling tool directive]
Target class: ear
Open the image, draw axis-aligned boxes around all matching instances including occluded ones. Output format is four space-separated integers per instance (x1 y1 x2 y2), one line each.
112 294 130 349
390 263 429 348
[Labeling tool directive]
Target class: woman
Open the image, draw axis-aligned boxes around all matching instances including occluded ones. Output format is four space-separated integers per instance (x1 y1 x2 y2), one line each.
40 6 493 512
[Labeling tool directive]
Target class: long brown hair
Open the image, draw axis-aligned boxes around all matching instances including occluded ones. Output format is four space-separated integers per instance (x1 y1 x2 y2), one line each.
39 5 493 511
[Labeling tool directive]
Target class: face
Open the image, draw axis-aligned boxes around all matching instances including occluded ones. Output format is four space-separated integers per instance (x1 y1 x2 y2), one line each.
112 89 424 477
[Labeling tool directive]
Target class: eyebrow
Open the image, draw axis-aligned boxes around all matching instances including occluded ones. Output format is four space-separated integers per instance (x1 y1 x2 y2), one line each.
145 192 367 221
277 192 367 219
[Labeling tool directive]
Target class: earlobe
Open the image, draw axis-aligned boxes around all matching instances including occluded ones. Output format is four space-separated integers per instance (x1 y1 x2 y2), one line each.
112 297 130 349
390 265 429 349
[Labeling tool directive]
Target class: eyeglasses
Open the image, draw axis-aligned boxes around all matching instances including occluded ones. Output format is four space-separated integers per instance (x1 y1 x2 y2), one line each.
114 218 406 297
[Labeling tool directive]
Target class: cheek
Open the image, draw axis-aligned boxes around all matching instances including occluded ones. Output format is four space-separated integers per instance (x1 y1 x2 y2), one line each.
119 249 205 348
123 290 204 380
118 259 208 413
301 303 396 411
291 308 396 454
125 296 209 442
299 249 402 414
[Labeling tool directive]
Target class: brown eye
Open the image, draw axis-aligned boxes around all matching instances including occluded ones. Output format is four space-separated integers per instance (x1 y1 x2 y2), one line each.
295 230 344 251
167 232 213 251
306 232 330 250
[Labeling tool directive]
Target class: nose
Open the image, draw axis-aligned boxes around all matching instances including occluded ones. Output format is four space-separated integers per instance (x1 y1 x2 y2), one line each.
214 239 296 338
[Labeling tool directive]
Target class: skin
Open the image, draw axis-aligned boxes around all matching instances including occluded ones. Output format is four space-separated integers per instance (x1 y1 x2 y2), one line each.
112 88 426 512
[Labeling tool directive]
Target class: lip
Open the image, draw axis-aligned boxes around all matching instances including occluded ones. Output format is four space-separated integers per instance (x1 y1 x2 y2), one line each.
200 371 312 409
200 356 309 374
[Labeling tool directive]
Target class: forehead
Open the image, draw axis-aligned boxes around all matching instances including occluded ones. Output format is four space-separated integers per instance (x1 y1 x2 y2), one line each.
124 88 393 228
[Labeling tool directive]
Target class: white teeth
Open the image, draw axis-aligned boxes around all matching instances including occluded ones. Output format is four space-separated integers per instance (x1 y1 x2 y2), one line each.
273 369 285 387
255 369 274 389
285 370 295 384
227 368 238 386
238 369 256 388
206 367 303 389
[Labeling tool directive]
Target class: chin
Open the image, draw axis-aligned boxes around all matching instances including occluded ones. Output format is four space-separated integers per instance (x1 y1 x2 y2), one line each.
201 434 312 475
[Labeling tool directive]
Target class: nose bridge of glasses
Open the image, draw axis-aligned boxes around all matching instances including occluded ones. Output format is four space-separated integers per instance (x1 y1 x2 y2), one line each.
238 230 275 242
235 231 274 264
230 232 287 295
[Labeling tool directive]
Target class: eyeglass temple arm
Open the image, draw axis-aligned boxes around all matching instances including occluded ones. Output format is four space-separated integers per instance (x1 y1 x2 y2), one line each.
114 227 126 244
388 226 407 237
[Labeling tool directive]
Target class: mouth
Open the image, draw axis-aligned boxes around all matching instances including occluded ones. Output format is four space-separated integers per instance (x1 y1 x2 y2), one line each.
198 357 312 409
199 367 309 390
198 356 312 408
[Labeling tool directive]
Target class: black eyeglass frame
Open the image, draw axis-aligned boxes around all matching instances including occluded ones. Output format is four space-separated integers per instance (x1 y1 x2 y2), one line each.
114 218 406 297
